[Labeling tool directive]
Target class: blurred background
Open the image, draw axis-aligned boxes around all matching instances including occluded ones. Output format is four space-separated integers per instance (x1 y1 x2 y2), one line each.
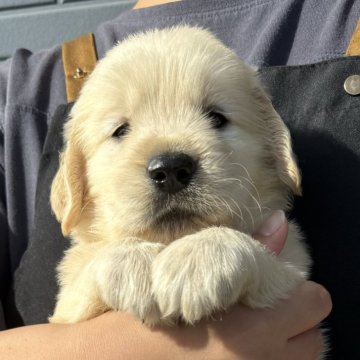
0 0 136 60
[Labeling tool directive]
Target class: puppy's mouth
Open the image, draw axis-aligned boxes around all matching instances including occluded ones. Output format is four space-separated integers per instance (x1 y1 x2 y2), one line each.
153 207 202 228
151 204 228 235
142 190 233 241
139 196 234 242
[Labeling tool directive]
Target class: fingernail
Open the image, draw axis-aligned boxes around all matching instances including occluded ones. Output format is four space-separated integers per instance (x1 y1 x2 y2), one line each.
256 210 285 236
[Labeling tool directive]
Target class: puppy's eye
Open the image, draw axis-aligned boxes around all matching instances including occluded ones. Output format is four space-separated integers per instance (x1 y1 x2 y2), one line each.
207 110 229 129
112 123 129 138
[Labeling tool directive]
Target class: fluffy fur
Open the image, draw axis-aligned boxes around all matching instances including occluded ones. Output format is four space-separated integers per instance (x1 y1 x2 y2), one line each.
50 26 311 327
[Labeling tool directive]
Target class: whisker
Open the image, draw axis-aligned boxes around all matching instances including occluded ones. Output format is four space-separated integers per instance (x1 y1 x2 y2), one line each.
222 195 245 226
213 176 263 220
242 203 255 231
216 195 242 222
230 163 262 203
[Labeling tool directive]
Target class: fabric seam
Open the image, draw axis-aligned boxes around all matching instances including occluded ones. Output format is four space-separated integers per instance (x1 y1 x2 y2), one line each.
259 55 360 70
126 0 272 22
5 103 50 119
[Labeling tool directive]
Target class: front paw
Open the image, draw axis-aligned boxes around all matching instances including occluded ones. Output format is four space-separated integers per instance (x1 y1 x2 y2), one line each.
152 227 254 324
93 239 165 325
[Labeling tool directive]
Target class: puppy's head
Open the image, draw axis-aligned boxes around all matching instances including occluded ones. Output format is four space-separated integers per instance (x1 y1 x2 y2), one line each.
51 26 300 243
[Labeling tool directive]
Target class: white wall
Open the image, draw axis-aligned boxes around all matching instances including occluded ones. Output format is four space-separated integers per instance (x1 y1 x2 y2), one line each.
0 0 135 59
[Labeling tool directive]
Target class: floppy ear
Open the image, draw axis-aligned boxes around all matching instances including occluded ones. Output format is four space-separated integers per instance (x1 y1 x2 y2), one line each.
50 139 86 236
255 87 302 196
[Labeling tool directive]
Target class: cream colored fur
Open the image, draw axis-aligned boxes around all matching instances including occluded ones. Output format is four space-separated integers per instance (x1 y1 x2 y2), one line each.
49 26 311 328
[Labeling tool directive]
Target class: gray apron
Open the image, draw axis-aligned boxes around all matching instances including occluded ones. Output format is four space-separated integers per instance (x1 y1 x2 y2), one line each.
7 57 360 360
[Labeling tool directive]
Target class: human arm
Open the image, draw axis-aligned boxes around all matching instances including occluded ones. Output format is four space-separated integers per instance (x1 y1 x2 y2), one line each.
0 214 331 360
0 281 330 360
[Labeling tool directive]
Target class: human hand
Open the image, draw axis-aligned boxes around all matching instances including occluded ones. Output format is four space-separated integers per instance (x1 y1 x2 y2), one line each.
185 281 330 360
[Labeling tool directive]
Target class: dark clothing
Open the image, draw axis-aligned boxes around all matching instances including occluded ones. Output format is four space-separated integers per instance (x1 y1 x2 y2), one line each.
9 56 360 360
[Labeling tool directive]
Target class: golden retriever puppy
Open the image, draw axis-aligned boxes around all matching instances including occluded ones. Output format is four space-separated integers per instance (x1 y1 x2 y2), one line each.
49 26 311 326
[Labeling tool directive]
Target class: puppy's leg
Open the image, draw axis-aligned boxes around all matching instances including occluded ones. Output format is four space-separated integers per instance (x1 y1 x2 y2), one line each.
93 238 165 325
152 226 305 324
50 239 164 324
50 261 107 324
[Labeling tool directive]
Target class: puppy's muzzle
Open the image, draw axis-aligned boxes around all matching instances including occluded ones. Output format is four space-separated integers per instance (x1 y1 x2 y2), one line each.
148 152 197 194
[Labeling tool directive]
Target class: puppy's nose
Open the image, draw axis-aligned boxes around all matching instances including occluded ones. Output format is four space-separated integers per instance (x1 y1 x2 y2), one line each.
148 152 197 194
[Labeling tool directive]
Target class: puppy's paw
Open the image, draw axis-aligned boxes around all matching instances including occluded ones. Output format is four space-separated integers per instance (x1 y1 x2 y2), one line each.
152 227 303 324
152 227 254 324
93 239 165 325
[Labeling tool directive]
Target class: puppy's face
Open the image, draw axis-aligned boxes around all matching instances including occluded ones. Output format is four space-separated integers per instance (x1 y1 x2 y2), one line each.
51 27 301 243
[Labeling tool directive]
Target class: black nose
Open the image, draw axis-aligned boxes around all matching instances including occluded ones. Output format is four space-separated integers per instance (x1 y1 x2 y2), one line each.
148 152 197 194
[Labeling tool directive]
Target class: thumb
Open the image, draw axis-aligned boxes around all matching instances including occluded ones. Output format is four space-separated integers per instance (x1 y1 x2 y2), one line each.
253 210 288 256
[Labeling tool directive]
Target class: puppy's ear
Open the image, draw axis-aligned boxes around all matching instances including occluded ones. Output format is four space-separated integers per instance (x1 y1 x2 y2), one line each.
50 139 86 236
255 86 302 196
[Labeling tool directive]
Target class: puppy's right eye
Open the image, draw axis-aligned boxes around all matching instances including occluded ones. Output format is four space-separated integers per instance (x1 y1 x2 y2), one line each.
112 123 129 138
206 110 229 130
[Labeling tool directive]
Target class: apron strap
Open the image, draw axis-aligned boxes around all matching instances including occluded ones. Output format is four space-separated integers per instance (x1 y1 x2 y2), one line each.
346 19 360 56
62 33 98 102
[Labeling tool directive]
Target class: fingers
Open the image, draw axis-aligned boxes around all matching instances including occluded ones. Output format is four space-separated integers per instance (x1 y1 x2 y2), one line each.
253 210 288 255
269 281 332 339
286 327 325 360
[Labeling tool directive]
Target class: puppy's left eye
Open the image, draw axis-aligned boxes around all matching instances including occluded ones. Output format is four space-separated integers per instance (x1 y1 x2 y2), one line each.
207 110 229 129
112 123 130 138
